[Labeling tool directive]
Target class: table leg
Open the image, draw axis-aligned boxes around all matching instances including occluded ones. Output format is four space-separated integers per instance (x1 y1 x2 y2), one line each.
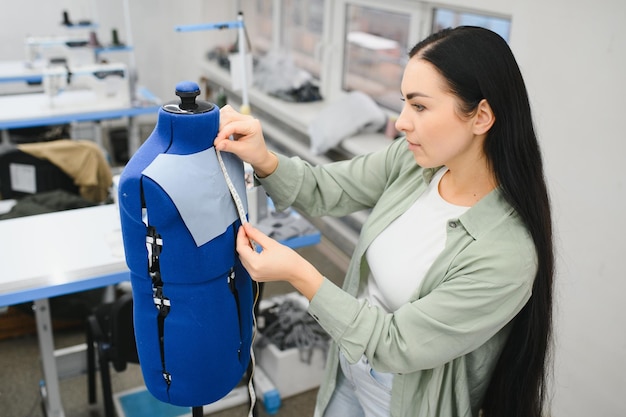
127 116 140 157
93 121 104 150
33 298 65 417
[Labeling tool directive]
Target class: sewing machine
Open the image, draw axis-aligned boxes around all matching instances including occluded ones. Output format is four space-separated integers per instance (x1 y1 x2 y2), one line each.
42 62 131 109
25 35 96 69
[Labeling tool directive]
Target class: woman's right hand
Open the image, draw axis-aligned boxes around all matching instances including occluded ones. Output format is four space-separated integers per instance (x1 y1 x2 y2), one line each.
214 105 278 178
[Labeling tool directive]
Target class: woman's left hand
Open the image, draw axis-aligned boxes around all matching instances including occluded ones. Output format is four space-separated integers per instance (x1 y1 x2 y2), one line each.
236 222 324 300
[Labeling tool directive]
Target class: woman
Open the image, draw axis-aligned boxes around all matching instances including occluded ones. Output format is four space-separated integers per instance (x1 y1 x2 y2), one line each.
215 26 553 417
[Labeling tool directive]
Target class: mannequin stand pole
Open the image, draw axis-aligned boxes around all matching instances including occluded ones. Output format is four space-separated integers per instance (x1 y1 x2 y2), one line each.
192 406 203 417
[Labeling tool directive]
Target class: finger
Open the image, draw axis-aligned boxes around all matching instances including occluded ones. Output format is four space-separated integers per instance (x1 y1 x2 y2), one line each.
219 104 246 120
219 105 252 126
242 223 274 248
218 105 235 128
220 104 235 113
236 225 256 253
214 134 248 154
215 119 255 147
218 106 243 133
214 125 240 151
213 134 231 151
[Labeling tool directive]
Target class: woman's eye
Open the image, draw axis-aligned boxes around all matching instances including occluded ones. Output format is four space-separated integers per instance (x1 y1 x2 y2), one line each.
400 98 425 111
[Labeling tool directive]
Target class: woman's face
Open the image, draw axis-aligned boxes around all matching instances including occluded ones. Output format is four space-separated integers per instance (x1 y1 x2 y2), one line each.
395 57 482 169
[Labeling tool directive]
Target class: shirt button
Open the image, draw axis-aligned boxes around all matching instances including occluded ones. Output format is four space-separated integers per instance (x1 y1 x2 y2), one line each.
448 221 457 228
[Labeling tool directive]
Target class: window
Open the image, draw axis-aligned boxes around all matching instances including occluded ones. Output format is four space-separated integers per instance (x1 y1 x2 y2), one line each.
282 0 325 79
240 0 274 55
432 8 511 43
238 0 512 111
341 4 410 111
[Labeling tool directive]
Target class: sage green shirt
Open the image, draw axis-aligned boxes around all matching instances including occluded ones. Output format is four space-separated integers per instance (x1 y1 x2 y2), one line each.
257 138 536 417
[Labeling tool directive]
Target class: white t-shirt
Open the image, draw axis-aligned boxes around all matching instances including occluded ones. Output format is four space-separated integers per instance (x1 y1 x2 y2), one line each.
363 167 469 312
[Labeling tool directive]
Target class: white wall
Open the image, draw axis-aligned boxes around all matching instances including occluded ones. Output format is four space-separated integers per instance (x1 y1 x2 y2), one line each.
100 0 238 101
511 1 626 416
2 1 625 416
1 1 80 56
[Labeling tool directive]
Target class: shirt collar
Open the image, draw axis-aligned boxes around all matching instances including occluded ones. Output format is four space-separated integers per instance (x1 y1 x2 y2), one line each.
458 187 516 240
421 166 517 240
422 167 441 184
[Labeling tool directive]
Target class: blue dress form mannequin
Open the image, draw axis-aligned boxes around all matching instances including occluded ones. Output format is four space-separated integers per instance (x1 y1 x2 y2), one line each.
118 81 253 407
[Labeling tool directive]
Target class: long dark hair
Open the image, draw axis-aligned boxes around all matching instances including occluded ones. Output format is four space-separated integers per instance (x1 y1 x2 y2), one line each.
409 27 554 417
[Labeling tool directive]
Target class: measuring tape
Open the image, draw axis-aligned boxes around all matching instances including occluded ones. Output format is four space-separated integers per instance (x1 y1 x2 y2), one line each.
216 148 258 254
215 149 248 226
216 146 259 417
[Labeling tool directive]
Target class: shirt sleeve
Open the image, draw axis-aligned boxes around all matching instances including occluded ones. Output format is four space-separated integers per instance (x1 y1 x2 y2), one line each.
257 139 406 217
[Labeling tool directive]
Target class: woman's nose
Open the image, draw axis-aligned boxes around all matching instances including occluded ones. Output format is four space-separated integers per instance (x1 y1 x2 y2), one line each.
395 110 409 132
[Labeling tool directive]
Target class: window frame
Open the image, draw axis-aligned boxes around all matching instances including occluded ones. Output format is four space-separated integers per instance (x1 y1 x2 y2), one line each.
321 0 425 102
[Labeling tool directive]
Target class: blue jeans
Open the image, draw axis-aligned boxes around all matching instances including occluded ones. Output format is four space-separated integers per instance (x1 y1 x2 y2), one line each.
322 352 393 417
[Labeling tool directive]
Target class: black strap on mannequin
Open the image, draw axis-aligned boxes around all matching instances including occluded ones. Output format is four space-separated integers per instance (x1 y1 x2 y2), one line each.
141 179 172 391
228 266 246 361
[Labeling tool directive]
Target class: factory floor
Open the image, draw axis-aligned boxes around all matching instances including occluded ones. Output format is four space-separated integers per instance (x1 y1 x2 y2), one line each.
0 238 350 417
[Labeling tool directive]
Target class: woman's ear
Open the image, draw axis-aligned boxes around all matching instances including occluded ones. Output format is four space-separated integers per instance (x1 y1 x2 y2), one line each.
473 99 495 135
